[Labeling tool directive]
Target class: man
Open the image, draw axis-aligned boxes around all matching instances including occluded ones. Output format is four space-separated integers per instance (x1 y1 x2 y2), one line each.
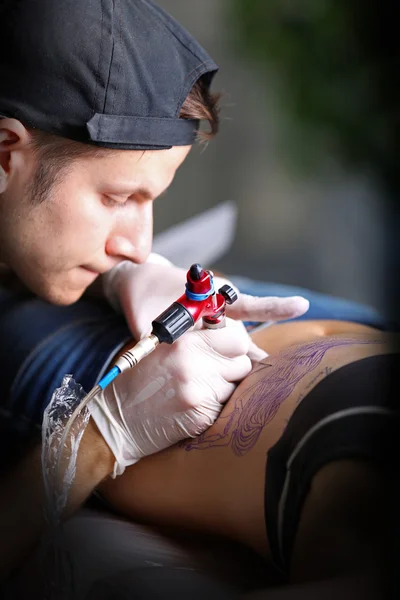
0 0 309 582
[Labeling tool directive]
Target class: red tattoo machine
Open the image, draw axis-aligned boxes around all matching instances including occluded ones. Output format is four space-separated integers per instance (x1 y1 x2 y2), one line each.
98 263 238 389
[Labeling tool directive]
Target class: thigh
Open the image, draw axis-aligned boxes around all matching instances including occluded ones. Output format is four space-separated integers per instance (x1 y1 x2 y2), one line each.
99 335 392 565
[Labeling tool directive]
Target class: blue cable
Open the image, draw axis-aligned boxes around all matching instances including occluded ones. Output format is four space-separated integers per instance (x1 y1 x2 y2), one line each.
98 365 121 390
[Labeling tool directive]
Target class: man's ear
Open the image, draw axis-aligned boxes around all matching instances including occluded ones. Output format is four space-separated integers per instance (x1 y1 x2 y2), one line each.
0 118 31 175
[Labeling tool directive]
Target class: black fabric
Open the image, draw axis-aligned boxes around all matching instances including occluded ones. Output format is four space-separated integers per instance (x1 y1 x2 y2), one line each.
87 568 238 600
0 0 218 149
264 353 399 575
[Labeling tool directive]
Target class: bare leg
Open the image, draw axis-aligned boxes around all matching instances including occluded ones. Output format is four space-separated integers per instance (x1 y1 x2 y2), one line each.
100 328 389 567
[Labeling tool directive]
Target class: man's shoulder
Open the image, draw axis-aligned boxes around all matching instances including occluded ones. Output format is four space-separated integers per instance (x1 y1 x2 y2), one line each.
0 264 30 293
0 263 12 285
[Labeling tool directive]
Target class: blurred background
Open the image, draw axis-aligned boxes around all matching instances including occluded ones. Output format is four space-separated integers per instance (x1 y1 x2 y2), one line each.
154 0 398 315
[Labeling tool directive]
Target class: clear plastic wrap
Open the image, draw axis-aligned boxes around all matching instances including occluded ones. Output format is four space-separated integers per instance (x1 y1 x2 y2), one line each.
41 375 91 598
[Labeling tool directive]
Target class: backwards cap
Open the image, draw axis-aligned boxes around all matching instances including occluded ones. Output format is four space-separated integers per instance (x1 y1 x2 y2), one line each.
0 0 218 149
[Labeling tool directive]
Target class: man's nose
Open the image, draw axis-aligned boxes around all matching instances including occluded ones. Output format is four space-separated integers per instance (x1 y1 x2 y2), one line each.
106 204 153 265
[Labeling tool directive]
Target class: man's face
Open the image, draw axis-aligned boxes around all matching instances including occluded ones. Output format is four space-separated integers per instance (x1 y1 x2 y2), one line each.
0 140 191 304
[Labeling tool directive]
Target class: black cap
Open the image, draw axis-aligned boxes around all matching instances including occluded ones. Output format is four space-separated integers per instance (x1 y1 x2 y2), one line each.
0 0 218 150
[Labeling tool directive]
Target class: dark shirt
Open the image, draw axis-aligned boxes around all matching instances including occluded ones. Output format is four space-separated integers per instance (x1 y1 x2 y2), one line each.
0 288 130 464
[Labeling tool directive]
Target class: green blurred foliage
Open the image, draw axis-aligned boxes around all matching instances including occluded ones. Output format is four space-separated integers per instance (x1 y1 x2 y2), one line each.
231 0 397 180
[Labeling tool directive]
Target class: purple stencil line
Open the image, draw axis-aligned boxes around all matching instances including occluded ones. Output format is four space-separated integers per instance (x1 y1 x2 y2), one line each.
181 337 383 456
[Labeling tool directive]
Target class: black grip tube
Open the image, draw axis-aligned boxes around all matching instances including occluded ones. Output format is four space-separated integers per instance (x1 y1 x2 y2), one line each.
151 302 195 344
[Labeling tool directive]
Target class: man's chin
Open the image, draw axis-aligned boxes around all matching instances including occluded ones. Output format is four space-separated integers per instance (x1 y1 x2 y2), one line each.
15 268 93 305
37 284 86 306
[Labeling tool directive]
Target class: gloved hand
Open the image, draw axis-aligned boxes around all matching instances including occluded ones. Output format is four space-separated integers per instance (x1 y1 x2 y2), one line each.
89 317 254 477
102 255 310 359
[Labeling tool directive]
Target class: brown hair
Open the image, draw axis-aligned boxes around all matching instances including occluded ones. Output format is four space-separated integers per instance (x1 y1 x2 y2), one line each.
180 77 220 141
26 78 220 203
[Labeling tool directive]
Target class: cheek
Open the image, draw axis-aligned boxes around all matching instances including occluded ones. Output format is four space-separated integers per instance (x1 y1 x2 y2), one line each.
42 188 111 258
63 187 109 233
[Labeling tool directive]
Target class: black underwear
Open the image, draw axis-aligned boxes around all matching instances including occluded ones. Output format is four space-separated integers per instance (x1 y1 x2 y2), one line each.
264 353 399 575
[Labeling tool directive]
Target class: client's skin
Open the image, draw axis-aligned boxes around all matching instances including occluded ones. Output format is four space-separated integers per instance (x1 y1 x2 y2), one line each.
99 319 394 584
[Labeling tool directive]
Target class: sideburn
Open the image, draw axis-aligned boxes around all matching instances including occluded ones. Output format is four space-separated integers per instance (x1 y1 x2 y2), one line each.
29 155 74 205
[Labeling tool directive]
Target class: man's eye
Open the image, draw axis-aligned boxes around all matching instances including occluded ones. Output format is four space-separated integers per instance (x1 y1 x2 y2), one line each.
102 195 125 208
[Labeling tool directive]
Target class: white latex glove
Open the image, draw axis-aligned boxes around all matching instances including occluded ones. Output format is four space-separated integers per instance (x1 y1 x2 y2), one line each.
89 318 253 477
102 256 310 359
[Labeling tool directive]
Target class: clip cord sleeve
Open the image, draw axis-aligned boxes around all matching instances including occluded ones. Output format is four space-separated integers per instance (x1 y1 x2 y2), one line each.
98 366 121 390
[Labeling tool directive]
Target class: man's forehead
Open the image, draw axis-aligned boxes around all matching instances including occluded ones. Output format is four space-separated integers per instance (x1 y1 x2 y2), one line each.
91 144 190 171
85 146 191 197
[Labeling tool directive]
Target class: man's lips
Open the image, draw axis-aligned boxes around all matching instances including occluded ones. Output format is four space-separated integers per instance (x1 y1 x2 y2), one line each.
82 263 123 276
82 262 122 275
81 266 103 275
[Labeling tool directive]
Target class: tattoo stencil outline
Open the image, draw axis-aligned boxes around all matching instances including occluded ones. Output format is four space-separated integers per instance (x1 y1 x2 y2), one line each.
180 338 382 456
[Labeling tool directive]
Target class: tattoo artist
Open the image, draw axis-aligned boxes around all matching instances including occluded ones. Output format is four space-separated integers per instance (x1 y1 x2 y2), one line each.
0 0 309 581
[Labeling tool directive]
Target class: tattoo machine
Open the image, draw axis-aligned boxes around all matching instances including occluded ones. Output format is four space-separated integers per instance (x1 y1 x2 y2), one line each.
56 264 238 468
99 262 238 388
